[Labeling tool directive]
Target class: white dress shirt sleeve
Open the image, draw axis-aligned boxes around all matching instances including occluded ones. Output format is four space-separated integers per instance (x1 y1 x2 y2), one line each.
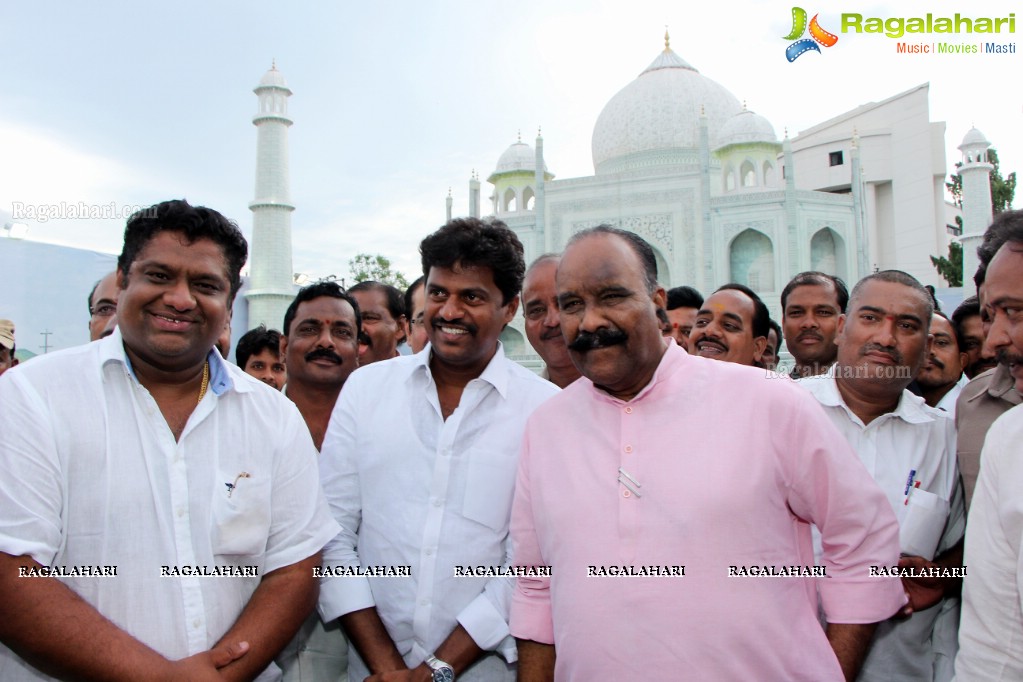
0 372 63 564
264 404 342 575
456 540 515 654
318 380 374 622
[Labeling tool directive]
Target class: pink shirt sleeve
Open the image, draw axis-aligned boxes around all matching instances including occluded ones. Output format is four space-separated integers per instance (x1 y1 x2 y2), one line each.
780 391 907 623
508 431 555 644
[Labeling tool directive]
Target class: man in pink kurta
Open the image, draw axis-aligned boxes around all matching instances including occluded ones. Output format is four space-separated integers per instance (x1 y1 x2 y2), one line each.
509 226 906 681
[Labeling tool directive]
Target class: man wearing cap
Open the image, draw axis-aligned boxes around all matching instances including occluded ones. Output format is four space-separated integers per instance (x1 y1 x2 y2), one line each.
0 320 17 376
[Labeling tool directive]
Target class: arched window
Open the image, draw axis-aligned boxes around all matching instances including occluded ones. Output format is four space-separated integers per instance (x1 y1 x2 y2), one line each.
810 227 847 280
523 187 535 211
763 162 775 187
741 160 756 188
729 229 774 292
504 188 517 212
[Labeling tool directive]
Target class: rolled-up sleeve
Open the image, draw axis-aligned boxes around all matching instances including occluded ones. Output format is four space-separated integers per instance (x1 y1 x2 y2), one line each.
780 392 907 623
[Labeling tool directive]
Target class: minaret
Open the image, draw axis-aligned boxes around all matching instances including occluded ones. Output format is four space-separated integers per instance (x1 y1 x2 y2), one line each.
445 188 453 222
958 127 994 289
850 129 869 279
469 171 481 219
245 61 296 330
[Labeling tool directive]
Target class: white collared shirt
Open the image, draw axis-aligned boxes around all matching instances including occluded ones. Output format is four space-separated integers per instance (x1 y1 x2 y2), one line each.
0 330 340 681
935 373 969 416
957 404 1023 679
800 374 964 682
318 342 558 679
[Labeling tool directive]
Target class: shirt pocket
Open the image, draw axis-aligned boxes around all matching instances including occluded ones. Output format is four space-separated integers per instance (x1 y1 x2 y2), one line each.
462 449 520 533
899 488 950 561
211 469 272 557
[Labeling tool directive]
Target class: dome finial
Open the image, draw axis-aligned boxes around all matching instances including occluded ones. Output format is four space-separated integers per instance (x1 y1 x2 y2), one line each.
664 26 670 52
742 100 747 111
271 58 277 71
537 125 542 138
517 129 522 143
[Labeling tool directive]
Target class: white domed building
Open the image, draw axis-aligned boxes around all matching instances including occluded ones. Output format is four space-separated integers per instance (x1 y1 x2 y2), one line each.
454 36 957 362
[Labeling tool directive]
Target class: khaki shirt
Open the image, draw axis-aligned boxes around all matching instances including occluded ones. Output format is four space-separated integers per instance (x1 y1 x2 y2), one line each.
955 365 1022 510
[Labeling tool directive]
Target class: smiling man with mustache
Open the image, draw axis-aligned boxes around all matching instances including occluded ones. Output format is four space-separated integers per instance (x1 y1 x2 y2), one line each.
522 254 581 388
800 270 965 682
690 283 770 367
318 217 557 682
510 226 905 681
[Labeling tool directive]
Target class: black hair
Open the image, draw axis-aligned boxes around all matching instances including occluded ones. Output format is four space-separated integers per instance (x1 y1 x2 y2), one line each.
951 296 981 351
117 199 248 300
282 280 362 337
566 225 658 292
403 276 425 319
349 280 406 320
849 270 934 321
666 285 703 310
420 217 525 305
235 325 282 369
713 283 771 339
780 271 849 313
975 209 1023 289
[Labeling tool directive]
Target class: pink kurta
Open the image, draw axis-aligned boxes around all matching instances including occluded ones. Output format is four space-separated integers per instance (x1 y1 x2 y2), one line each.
510 344 905 681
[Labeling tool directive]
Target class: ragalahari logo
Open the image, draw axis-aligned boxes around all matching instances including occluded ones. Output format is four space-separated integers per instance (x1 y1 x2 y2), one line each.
784 7 839 61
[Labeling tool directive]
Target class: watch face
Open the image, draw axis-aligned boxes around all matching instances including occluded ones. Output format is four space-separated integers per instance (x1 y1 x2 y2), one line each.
432 668 454 682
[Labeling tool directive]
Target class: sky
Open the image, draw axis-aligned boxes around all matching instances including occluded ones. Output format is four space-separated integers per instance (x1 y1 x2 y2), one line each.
1 0 1020 283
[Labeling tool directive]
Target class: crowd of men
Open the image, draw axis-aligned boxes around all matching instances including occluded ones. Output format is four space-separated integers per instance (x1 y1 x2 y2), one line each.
0 197 1022 681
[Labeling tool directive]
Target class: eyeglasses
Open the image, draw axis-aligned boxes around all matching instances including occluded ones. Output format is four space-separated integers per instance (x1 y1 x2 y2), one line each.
90 303 117 318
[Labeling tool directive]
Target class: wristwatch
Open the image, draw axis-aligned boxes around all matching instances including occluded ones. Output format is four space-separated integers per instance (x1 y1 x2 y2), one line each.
425 653 455 682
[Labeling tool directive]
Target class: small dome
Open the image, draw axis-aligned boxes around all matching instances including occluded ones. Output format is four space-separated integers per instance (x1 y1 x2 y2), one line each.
257 64 290 91
714 108 777 150
591 46 742 174
959 127 989 149
488 141 547 182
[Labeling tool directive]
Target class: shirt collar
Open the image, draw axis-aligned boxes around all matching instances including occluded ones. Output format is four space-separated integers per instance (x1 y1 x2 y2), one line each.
814 371 934 425
586 340 681 405
409 340 512 399
100 327 238 396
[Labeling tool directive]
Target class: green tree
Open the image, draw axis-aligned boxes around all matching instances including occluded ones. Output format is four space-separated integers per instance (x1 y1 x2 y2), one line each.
347 253 410 289
930 241 962 287
946 148 1017 213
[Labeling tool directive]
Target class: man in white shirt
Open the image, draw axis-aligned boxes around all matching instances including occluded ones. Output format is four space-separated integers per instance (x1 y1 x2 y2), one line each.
521 253 580 388
799 270 964 682
318 217 558 682
0 199 339 681
956 217 1023 679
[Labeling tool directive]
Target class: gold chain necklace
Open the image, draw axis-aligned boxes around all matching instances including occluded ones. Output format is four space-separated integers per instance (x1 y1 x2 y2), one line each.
197 361 210 404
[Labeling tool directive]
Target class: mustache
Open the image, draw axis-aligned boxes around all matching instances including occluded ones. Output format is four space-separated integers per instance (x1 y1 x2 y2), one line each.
540 326 563 341
927 356 946 371
432 318 478 335
697 336 728 352
797 331 823 342
568 328 628 352
861 343 902 365
305 348 343 364
996 348 1023 366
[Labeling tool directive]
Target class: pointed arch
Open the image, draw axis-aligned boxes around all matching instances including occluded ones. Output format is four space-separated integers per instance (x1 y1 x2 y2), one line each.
740 160 756 188
729 229 774 292
725 165 737 192
763 161 775 187
523 186 535 211
503 188 517 212
810 227 847 280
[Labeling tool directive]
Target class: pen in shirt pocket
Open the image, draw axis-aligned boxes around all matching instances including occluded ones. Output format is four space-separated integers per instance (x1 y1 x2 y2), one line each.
904 469 917 496
904 480 921 505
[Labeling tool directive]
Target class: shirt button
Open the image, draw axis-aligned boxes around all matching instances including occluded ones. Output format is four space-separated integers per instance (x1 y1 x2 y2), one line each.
624 445 633 453
425 548 434 556
176 507 185 518
433 499 442 507
192 619 201 629
623 489 631 498
420 598 429 606
624 407 633 414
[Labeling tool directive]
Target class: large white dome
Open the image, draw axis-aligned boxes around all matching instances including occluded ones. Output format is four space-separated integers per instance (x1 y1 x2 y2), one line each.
592 48 742 174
